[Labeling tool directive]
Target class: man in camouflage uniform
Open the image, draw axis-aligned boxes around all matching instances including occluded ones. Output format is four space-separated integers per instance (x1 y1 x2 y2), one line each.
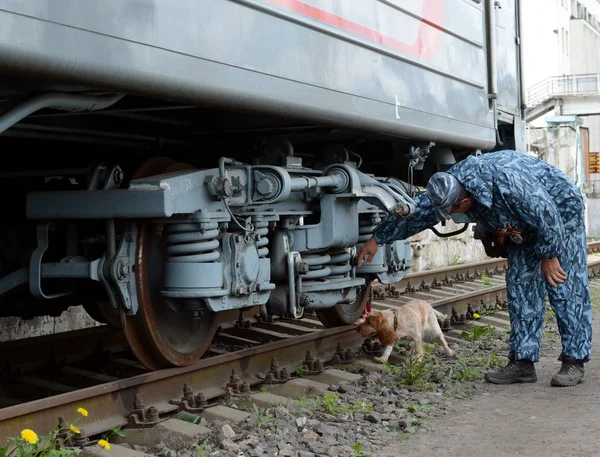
357 150 592 387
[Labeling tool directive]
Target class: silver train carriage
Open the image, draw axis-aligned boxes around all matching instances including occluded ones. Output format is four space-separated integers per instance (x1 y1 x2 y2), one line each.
0 0 525 368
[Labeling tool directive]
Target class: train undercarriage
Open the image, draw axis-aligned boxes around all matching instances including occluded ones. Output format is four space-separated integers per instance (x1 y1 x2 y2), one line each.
0 87 474 370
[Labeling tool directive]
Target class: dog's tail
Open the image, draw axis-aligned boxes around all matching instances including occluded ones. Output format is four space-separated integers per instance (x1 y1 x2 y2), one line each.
433 309 448 321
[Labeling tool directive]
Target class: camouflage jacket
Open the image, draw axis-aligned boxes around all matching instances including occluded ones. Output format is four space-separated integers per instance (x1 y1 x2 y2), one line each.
372 150 585 259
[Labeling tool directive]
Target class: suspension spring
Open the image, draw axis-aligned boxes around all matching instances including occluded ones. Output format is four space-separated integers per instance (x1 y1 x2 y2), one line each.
302 252 332 284
359 215 382 243
254 220 269 259
326 248 352 280
165 222 220 263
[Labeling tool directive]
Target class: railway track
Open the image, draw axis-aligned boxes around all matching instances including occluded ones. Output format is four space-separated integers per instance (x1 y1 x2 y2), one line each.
2 241 600 442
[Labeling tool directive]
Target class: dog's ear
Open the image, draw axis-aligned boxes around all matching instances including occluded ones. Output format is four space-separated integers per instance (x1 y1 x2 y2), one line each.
371 313 396 346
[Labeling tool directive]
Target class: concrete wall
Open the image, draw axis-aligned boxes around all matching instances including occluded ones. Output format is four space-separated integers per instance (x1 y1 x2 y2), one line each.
407 220 488 273
528 125 579 181
528 124 600 236
0 307 101 343
570 19 600 195
587 198 600 236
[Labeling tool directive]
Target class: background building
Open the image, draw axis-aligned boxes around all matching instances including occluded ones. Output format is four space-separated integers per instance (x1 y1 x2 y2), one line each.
522 0 600 235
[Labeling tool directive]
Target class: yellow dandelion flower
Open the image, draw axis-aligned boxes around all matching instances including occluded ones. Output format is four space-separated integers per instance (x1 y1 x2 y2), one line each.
473 313 481 319
77 407 89 417
70 424 81 434
98 439 111 450
20 429 38 444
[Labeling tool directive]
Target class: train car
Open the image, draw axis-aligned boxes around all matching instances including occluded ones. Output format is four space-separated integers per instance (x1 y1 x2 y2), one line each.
0 0 525 369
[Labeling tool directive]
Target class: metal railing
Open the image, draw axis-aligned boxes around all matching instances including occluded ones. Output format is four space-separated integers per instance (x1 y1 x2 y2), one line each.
527 73 600 107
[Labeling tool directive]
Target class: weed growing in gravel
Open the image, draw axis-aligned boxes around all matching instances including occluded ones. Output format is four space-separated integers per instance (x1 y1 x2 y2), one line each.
449 352 508 382
394 341 412 353
480 274 493 288
407 404 434 413
252 403 276 429
297 392 373 418
461 324 495 341
195 440 211 457
403 355 429 385
350 443 370 456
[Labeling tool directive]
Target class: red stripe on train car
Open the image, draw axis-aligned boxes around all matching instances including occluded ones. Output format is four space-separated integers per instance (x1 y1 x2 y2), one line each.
263 0 445 60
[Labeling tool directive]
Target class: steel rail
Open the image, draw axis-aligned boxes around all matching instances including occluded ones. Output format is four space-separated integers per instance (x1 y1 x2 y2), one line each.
380 240 600 293
0 326 363 440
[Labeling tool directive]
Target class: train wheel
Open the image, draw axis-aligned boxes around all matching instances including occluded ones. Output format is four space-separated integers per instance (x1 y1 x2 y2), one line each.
82 299 122 328
77 280 122 327
121 157 221 370
315 283 371 328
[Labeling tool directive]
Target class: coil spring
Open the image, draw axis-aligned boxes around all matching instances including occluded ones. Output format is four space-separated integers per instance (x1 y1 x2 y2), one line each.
302 252 332 282
326 248 352 280
166 222 220 263
359 215 382 243
254 220 269 258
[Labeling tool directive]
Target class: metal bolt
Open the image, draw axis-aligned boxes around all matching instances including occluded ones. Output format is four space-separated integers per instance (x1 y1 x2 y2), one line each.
183 384 193 400
270 358 280 370
147 406 160 422
195 392 208 408
296 262 309 275
230 369 241 383
133 394 145 410
256 178 275 196
73 429 89 446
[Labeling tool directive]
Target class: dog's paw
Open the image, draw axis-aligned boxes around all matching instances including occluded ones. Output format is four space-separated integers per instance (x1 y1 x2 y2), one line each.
373 356 387 364
445 349 456 358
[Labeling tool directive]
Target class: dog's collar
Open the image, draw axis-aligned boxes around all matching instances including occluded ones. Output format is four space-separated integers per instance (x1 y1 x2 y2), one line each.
393 312 398 330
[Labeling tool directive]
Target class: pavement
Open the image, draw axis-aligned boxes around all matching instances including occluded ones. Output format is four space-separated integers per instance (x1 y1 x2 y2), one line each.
378 298 600 457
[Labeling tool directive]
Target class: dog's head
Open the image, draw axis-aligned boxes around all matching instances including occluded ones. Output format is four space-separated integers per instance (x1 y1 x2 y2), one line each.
354 311 396 346
354 313 384 338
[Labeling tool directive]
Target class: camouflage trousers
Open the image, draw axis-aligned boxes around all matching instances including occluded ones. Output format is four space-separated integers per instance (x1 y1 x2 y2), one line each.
506 215 592 363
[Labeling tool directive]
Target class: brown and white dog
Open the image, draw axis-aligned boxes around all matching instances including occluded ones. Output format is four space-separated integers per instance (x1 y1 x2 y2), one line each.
355 299 455 364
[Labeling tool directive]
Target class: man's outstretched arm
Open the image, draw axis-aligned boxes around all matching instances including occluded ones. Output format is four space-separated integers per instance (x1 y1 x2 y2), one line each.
357 192 440 266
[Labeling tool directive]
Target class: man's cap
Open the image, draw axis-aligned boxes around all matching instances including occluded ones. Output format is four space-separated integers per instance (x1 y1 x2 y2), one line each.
426 172 462 220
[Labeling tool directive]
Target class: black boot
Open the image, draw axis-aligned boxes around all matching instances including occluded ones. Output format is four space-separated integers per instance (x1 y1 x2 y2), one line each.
551 356 584 387
484 359 537 384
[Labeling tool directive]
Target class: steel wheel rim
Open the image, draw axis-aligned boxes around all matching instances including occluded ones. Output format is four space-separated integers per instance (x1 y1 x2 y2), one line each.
121 157 220 369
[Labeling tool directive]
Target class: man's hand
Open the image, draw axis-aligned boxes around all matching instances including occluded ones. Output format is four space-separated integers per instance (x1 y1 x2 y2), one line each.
357 237 379 267
541 257 567 288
